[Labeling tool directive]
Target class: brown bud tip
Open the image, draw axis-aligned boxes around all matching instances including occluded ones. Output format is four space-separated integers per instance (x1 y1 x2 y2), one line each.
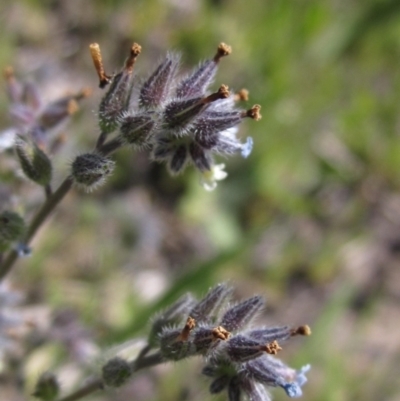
67 99 79 115
291 325 312 336
125 43 142 72
214 42 232 62
131 43 142 56
178 316 196 341
246 104 262 121
234 89 249 102
212 326 231 341
3 66 15 81
89 43 111 88
76 87 92 100
203 84 230 104
218 84 230 98
264 340 282 355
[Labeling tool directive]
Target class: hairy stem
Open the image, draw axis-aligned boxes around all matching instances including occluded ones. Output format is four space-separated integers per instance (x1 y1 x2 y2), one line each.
0 176 74 281
98 136 124 156
0 128 120 282
56 351 164 401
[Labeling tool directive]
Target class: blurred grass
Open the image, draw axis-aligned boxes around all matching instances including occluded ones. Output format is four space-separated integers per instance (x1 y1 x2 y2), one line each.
2 0 400 400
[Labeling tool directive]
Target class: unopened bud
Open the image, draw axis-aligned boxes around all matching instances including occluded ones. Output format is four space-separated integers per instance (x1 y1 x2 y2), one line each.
15 137 52 186
71 153 115 191
190 283 232 323
0 211 26 252
226 335 271 362
148 293 196 347
102 357 132 388
119 112 156 148
139 52 180 109
97 43 140 134
175 43 231 99
163 85 230 131
32 372 59 401
159 327 195 361
220 296 264 333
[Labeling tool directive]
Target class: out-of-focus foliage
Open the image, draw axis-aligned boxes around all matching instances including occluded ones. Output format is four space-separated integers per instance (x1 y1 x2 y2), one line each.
1 0 400 400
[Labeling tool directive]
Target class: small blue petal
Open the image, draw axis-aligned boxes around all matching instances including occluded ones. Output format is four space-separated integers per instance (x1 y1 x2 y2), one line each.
15 243 32 257
241 137 253 158
281 382 302 398
296 364 311 387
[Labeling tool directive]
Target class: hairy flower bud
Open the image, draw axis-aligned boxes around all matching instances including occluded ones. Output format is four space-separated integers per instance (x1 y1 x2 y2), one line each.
139 53 180 109
162 85 230 132
175 43 231 99
102 357 132 388
220 296 264 333
190 283 232 323
149 293 196 347
0 211 26 252
119 112 156 148
32 372 59 401
71 153 115 191
97 43 141 134
247 324 311 345
193 326 215 353
224 335 279 363
159 327 195 361
15 136 52 186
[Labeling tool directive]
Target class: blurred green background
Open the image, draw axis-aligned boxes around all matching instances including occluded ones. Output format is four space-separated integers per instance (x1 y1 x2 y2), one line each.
1 0 400 400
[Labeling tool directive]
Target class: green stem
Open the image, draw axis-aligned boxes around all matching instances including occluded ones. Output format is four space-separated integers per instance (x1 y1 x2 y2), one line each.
98 136 124 156
56 351 164 401
0 176 74 281
0 131 124 282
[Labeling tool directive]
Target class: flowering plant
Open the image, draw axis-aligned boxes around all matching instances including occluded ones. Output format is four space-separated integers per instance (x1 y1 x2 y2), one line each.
0 41 310 401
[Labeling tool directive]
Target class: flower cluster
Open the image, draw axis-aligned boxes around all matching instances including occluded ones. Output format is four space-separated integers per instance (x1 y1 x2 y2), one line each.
0 67 90 153
154 284 311 401
88 42 261 191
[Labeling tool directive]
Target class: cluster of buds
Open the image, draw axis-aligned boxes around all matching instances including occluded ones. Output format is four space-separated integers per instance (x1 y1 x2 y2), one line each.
82 42 261 191
1 67 90 153
153 284 311 401
0 67 90 192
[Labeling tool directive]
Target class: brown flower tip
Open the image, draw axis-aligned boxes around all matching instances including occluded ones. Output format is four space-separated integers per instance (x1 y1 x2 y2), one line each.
245 104 262 121
264 340 282 355
76 87 92 100
291 325 312 337
124 43 142 72
204 84 230 104
3 66 15 82
214 43 232 62
234 89 249 102
67 99 79 115
212 326 231 341
89 43 111 89
177 316 196 341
